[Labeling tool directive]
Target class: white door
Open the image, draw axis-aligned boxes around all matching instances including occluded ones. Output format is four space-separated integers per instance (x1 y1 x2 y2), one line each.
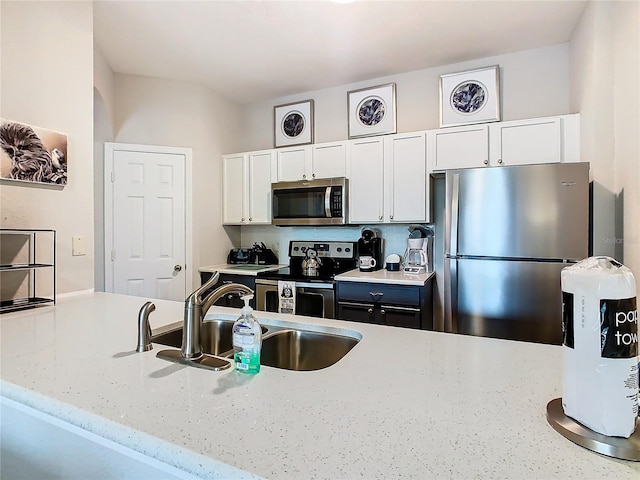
105 143 192 301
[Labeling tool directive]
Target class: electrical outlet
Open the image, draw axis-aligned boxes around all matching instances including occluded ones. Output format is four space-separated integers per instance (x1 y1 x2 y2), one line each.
72 236 86 256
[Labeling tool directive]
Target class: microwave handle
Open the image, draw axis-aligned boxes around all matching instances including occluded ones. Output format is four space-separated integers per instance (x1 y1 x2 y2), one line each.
324 186 332 218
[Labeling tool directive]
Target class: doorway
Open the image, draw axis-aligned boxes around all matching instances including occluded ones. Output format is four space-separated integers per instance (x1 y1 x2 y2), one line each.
104 143 192 301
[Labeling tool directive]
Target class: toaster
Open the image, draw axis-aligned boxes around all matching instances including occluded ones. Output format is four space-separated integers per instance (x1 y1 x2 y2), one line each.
227 248 255 264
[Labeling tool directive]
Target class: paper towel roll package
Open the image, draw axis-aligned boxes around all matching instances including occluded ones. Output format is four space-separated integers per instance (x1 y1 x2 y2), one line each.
561 257 638 438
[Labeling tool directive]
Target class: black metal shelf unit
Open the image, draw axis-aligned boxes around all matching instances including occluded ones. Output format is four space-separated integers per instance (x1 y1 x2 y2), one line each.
0 229 56 313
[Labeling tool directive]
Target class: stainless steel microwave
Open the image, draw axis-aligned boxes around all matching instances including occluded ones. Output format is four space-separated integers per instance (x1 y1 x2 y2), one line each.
271 177 348 226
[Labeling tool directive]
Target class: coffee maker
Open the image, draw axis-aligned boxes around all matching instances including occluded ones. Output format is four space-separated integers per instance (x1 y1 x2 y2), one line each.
357 228 383 272
403 225 433 274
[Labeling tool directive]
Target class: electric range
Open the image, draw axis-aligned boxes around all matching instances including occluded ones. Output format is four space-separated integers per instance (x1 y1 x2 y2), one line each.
255 241 357 318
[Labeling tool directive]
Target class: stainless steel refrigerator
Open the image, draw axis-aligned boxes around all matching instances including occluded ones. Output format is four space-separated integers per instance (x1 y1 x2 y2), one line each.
444 162 590 344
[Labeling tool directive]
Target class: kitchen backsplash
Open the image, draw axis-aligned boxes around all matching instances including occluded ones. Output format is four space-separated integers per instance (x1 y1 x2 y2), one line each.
240 224 432 264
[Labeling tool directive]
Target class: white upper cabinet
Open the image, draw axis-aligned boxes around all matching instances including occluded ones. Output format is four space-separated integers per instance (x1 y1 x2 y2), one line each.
275 142 346 181
311 141 347 179
429 114 580 171
222 153 245 224
385 132 428 223
348 137 385 223
222 150 274 225
247 150 274 224
275 145 310 182
429 124 489 171
490 117 561 166
348 133 428 224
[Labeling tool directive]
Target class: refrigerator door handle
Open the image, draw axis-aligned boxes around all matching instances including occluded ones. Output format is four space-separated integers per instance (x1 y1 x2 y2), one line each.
450 172 460 256
444 258 458 333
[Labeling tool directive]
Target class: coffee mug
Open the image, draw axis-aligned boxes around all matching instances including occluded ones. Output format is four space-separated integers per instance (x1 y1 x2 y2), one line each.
359 256 377 268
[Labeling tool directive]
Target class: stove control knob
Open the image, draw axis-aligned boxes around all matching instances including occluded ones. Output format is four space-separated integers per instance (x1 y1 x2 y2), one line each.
337 247 342 252
345 247 351 252
293 246 299 251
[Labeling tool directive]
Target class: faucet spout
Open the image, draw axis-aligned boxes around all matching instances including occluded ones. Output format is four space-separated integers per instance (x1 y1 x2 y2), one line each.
136 301 155 352
180 272 254 360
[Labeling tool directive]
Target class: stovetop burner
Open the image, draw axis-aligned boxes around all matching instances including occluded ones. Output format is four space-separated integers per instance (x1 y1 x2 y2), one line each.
257 241 357 283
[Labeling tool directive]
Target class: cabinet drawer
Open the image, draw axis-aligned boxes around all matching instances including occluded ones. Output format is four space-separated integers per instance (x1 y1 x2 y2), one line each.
337 302 379 324
380 305 421 329
336 282 420 307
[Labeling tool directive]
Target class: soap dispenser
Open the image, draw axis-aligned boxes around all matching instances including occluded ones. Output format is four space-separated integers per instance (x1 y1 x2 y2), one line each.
232 295 262 374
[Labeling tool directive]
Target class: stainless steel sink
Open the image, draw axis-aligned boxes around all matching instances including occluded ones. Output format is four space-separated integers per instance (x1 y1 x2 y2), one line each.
151 318 267 356
151 318 359 371
260 329 359 371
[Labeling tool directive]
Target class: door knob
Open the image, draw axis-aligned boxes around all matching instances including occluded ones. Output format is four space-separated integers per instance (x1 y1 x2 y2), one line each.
174 265 182 272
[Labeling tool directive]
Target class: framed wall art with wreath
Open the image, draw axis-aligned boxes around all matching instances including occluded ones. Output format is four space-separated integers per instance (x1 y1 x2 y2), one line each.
273 100 314 148
347 83 397 139
439 65 500 128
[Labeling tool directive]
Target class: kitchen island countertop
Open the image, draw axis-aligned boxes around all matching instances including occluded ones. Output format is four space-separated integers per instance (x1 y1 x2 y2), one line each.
1 292 638 479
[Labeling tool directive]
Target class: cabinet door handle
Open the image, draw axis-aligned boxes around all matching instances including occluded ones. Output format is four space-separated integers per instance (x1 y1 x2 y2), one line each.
380 309 386 317
241 217 245 222
369 292 384 299
378 215 383 220
312 173 316 179
483 159 489 165
497 159 503 164
249 217 253 222
302 174 307 179
222 280 233 284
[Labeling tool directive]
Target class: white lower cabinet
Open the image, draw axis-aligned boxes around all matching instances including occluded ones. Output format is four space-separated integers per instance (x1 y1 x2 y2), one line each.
222 150 274 225
348 132 428 224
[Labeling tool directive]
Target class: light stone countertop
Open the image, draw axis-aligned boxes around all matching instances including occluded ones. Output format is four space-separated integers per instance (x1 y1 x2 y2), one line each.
198 264 287 276
1 292 638 479
335 268 434 286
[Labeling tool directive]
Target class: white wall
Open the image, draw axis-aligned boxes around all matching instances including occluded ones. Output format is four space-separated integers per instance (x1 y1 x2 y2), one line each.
570 0 640 295
111 74 243 287
612 0 640 289
0 1 94 294
238 44 571 151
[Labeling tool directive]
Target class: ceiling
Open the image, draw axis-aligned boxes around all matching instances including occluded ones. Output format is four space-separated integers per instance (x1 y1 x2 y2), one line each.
93 0 587 105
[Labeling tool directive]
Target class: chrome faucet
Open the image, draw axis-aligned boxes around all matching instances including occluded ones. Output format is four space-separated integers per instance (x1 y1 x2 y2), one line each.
156 272 254 371
136 301 155 352
181 272 254 359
